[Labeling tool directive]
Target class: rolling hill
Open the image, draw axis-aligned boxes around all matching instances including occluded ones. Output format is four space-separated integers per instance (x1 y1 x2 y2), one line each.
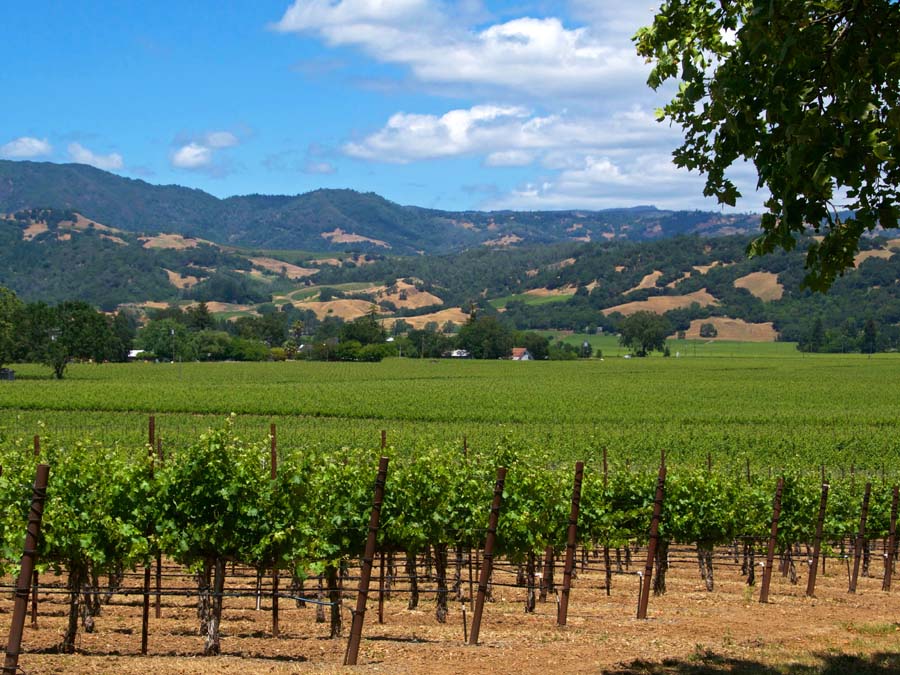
0 160 762 254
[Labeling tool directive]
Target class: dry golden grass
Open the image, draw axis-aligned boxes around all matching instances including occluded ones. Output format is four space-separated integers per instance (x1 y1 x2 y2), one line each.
625 270 663 294
524 285 578 298
249 257 318 280
854 249 894 265
386 307 469 330
733 271 784 302
483 234 523 247
602 289 719 316
666 272 692 289
292 299 377 321
320 229 390 249
164 269 200 289
140 234 207 250
683 317 778 342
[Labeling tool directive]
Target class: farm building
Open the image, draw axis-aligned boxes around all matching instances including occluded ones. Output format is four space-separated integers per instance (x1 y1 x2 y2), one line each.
511 347 533 361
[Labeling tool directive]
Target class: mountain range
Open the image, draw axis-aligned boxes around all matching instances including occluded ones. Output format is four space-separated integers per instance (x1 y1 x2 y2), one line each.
0 160 762 255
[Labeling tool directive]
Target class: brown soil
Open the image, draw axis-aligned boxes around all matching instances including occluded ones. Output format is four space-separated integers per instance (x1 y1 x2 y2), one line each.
603 289 719 317
733 272 784 302
250 257 319 280
683 317 779 342
7 547 899 675
320 229 390 249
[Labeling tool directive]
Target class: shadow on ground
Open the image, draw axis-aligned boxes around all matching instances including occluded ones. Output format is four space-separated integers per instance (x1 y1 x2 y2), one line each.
605 650 900 674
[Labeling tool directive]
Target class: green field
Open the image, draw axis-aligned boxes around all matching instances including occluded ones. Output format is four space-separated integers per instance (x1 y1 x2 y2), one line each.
489 292 575 309
1 352 897 474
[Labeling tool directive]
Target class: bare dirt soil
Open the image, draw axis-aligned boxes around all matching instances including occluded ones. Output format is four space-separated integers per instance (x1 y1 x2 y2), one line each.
4 548 899 675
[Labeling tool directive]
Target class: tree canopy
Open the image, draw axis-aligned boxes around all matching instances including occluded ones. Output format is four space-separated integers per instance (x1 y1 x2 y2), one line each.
636 0 900 290
619 311 671 357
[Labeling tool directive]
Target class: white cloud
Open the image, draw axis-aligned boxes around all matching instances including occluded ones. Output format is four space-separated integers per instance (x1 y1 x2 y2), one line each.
304 161 336 174
67 142 124 170
172 142 213 169
274 1 647 99
170 130 240 171
204 131 239 149
1 136 53 158
344 104 682 164
486 154 766 213
485 150 534 167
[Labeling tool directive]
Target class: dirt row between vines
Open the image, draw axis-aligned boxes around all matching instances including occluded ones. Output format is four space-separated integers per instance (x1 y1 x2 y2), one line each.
3 548 899 674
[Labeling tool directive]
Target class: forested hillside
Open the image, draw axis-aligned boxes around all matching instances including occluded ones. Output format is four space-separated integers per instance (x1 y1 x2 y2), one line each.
0 160 761 254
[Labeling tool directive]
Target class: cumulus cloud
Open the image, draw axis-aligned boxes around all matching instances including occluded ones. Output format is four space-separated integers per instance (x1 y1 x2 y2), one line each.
343 104 681 164
172 142 213 169
68 142 124 170
1 136 53 158
273 1 647 99
486 154 766 213
171 130 240 171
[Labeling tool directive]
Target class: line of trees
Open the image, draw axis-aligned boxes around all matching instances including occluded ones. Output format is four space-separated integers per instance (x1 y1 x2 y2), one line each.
0 286 135 378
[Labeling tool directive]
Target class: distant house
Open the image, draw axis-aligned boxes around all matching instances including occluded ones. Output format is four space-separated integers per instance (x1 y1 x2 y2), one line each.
449 349 470 358
511 347 533 361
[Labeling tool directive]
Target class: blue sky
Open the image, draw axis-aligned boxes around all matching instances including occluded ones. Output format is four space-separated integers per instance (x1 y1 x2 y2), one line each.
1 1 764 212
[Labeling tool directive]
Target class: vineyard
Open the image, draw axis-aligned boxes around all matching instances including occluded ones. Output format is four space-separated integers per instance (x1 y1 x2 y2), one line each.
1 355 900 672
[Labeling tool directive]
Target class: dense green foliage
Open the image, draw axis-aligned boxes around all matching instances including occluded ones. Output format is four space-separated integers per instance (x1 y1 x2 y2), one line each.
636 0 900 290
618 311 672 356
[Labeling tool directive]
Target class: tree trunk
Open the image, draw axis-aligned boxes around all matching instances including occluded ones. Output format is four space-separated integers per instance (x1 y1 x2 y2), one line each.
453 545 464 601
434 543 449 623
60 562 85 653
406 551 419 610
204 557 226 656
327 565 342 637
315 574 325 623
745 541 756 586
524 551 536 613
653 540 669 596
197 560 212 636
603 546 612 595
696 543 714 592
540 546 554 602
291 572 306 608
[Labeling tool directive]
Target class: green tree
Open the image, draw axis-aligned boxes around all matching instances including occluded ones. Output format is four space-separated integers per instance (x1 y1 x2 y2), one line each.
339 307 385 345
618 311 671 357
0 287 23 372
457 315 513 359
862 318 878 354
635 1 900 290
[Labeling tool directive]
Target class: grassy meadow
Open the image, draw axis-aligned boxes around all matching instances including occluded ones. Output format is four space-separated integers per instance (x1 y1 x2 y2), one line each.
1 349 897 475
